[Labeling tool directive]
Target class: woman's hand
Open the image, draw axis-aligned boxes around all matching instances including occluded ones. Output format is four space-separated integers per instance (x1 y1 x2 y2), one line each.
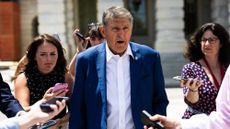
72 29 88 52
180 77 203 92
42 87 67 101
143 114 182 129
180 77 203 103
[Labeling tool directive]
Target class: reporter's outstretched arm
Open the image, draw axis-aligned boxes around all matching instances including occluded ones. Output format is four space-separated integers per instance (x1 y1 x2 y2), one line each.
18 100 66 129
0 100 66 129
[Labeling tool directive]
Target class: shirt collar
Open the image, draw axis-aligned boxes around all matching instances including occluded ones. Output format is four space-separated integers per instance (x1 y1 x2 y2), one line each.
106 42 134 62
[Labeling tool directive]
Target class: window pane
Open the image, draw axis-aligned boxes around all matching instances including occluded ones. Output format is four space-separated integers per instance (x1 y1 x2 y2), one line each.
128 0 148 35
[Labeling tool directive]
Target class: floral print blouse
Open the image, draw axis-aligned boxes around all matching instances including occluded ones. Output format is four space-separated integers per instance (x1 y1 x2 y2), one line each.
181 62 225 119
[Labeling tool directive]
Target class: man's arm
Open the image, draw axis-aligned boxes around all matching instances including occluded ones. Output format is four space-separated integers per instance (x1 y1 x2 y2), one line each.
0 73 24 117
0 117 20 129
145 101 230 129
69 55 87 129
0 99 66 129
152 53 169 115
145 66 230 129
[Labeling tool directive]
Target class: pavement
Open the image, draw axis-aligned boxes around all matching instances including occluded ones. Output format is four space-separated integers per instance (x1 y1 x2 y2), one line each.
0 61 187 121
166 88 187 118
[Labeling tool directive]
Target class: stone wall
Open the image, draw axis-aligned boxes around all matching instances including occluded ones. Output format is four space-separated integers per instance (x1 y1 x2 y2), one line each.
155 0 186 87
211 0 229 29
97 0 123 22
19 0 38 58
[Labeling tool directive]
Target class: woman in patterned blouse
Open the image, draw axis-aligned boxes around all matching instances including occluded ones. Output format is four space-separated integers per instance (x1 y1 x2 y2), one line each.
180 23 230 119
14 34 73 128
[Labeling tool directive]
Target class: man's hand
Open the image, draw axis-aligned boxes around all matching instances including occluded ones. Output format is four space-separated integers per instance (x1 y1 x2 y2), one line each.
18 99 66 129
143 114 182 129
30 99 66 123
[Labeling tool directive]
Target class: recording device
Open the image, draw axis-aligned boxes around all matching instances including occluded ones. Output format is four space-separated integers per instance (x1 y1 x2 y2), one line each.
40 119 57 129
52 83 68 93
172 76 189 81
141 110 164 129
30 120 57 129
75 32 85 41
40 96 69 113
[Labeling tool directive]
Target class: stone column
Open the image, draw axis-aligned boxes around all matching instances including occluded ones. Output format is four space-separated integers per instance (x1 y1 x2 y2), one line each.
211 0 229 30
37 0 71 60
155 0 187 87
97 0 123 22
64 0 75 61
19 0 37 58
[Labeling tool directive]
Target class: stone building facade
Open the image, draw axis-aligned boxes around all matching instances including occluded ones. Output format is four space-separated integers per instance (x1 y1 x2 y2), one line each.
0 0 229 87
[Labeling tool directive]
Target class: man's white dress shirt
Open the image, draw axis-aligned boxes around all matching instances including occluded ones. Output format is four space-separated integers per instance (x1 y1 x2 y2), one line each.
106 43 135 129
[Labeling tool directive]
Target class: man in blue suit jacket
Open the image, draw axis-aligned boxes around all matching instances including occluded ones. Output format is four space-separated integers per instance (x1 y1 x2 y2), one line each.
69 6 169 129
0 73 24 117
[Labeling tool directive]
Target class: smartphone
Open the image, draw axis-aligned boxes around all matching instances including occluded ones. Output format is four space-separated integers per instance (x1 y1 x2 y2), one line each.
40 119 57 129
172 76 189 81
52 83 68 93
75 32 85 41
40 96 69 113
141 110 164 129
30 120 57 129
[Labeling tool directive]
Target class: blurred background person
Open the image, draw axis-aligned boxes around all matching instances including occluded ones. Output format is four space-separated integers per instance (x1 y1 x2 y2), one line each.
69 22 104 78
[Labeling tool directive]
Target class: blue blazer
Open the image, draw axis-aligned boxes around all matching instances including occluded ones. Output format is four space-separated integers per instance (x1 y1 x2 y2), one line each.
0 73 24 117
69 42 169 129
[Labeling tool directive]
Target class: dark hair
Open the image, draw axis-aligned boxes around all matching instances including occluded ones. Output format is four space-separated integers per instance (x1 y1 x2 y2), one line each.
184 22 230 68
25 34 67 74
86 22 103 39
85 22 103 48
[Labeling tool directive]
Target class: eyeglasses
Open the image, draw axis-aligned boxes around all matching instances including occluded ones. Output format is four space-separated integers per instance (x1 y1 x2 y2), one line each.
201 37 218 44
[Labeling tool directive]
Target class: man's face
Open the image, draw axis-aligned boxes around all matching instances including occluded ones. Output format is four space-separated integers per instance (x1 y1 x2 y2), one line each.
102 18 132 56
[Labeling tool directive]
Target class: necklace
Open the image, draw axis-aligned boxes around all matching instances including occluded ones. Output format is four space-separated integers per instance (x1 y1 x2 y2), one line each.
203 57 225 90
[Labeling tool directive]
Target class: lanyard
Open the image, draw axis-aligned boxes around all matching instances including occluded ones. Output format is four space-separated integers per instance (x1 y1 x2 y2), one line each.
203 57 225 90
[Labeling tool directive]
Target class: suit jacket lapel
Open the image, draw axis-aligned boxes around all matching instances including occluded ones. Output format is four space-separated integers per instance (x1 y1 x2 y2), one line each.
96 43 107 127
129 43 141 105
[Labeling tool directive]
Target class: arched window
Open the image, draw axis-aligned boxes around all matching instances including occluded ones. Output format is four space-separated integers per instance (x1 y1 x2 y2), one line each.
125 0 156 47
32 16 39 38
184 0 211 39
127 0 148 36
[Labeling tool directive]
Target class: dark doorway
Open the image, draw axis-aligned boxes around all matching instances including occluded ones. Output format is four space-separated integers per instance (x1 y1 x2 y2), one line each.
32 16 39 38
184 0 198 39
125 0 156 47
78 0 97 35
184 0 211 40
